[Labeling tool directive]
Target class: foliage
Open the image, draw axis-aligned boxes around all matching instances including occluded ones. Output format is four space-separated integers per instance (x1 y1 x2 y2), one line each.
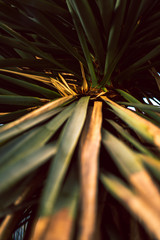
0 1 160 239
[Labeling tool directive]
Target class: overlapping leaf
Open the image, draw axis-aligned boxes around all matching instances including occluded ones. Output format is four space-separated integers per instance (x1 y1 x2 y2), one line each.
1 1 160 240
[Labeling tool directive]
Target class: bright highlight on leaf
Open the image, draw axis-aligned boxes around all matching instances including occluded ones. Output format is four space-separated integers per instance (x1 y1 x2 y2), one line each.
1 1 160 239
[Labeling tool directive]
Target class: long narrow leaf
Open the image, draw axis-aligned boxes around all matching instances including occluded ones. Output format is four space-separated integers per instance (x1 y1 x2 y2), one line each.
67 0 98 87
0 72 60 98
32 168 79 240
0 23 75 73
70 0 105 66
117 89 160 123
138 154 160 182
0 96 74 143
104 0 127 74
25 9 85 66
0 144 57 194
78 101 102 240
102 129 160 214
0 95 49 107
39 96 89 216
108 120 155 157
101 174 160 240
0 102 76 166
101 96 160 149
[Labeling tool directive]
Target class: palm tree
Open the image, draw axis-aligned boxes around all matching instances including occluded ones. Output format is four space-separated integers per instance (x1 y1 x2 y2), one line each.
0 0 160 239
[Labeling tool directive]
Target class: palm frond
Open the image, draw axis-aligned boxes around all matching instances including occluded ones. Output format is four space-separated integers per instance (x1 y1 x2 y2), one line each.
1 1 160 240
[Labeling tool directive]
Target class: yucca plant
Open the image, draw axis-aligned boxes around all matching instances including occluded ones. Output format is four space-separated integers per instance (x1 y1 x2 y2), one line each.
0 1 160 239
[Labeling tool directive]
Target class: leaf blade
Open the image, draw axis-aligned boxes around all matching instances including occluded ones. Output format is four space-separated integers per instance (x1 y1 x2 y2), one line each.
39 96 90 216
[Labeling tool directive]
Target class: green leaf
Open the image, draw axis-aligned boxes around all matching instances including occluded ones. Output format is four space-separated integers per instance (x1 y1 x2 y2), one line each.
96 0 115 39
0 36 31 54
117 89 160 123
0 95 48 107
118 45 160 81
0 102 76 166
102 129 142 177
0 23 75 73
101 96 160 149
0 109 32 124
122 0 147 41
16 0 69 17
39 96 89 216
67 0 98 87
0 58 52 68
119 102 160 112
70 0 105 66
104 0 127 74
0 96 74 143
138 154 160 181
23 9 85 65
0 72 60 98
0 88 15 95
101 173 160 240
0 144 57 194
0 68 51 85
32 171 79 240
107 120 155 157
